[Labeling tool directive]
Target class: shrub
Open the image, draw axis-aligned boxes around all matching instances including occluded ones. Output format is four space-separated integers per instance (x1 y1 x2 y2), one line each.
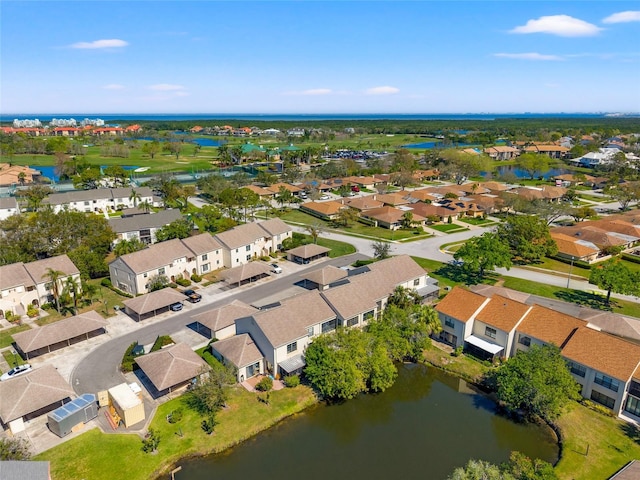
168 282 178 289
257 392 271 405
121 342 138 373
26 304 39 318
352 259 375 267
283 374 300 388
452 346 464 357
176 278 191 287
255 376 273 392
101 278 112 287
4 310 17 322
190 273 202 282
167 408 183 424
141 428 160 453
447 216 453 224
41 302 54 310
581 399 617 417
150 335 174 352
201 414 217 435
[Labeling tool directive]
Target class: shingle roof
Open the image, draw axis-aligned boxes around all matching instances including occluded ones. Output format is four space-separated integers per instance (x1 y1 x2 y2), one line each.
212 333 264 368
561 327 640 381
252 290 336 347
0 262 35 290
302 265 348 286
135 343 209 391
321 272 389 319
181 232 222 255
123 287 186 315
300 201 344 216
214 222 267 250
286 244 330 259
219 262 272 284
0 196 18 210
475 295 532 332
191 300 258 332
23 255 80 285
367 255 428 287
516 305 586 347
435 286 489 322
108 209 182 234
13 310 107 354
115 238 193 274
257 218 291 236
0 365 73 423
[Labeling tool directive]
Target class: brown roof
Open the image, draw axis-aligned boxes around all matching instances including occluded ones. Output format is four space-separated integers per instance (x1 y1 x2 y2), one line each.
485 146 518 153
435 286 489 322
407 189 439 203
321 271 389 319
123 287 186 315
562 327 640 381
0 262 35 290
23 255 80 285
423 185 466 198
267 182 302 194
135 342 209 391
481 181 511 192
191 300 257 332
302 265 348 286
409 203 454 218
116 238 193 274
374 192 410 206
474 295 531 332
550 233 599 258
367 254 427 286
552 226 630 249
219 262 272 284
516 305 586 347
13 310 107 354
300 201 344 216
361 206 424 224
252 290 336 347
242 185 275 196
345 196 384 211
181 233 222 255
0 365 74 423
212 333 264 368
257 218 291 236
287 243 330 259
214 222 267 250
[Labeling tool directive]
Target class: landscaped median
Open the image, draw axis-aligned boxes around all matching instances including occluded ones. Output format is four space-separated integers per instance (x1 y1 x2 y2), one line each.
36 385 318 480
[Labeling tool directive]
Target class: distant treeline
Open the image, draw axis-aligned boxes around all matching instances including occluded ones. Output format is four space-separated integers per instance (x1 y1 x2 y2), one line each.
118 117 640 136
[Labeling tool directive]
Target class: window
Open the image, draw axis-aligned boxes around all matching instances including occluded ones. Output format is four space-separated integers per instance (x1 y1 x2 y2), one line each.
567 361 586 378
202 254 208 261
414 278 420 286
158 267 165 275
347 317 359 327
445 318 455 328
287 342 297 354
594 373 619 392
143 273 148 278
246 245 251 252
246 254 251 261
363 310 375 322
625 395 640 417
590 390 615 409
485 326 497 339
202 264 210 272
518 335 531 347
307 327 314 337
321 319 336 334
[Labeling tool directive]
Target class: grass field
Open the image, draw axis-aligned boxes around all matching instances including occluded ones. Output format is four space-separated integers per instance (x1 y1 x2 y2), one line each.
0 323 31 349
429 224 468 234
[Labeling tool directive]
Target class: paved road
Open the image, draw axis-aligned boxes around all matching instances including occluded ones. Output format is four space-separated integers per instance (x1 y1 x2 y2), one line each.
71 253 366 395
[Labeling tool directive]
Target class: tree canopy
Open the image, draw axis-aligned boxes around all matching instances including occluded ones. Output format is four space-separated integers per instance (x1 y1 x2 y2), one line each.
496 215 557 264
454 232 512 277
589 259 640 305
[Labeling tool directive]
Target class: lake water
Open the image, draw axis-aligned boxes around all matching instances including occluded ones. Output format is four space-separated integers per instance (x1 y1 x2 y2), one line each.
176 365 558 480
491 165 572 180
33 165 139 182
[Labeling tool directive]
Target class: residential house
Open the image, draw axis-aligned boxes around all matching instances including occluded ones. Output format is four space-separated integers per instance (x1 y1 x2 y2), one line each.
108 209 182 245
345 196 384 212
299 200 346 221
550 232 600 263
374 192 411 207
243 184 276 198
406 189 439 204
435 286 491 349
0 163 42 186
109 234 223 295
484 146 519 160
409 203 457 223
191 300 258 340
267 182 304 197
44 187 154 214
213 219 292 268
551 225 637 255
360 206 425 230
343 176 377 189
0 196 20 220
0 255 81 317
211 334 265 382
522 144 570 159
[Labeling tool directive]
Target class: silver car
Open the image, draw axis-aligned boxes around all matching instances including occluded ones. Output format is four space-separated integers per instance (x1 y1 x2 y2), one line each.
0 363 32 381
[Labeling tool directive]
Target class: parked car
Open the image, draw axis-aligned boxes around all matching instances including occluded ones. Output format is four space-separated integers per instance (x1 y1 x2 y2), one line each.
183 289 202 303
351 185 360 192
320 194 330 200
0 363 32 381
170 302 183 312
270 263 283 274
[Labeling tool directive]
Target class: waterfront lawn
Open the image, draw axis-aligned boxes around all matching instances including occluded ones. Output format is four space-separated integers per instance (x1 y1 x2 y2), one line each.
0 323 31 349
38 385 317 480
554 403 640 480
422 343 490 384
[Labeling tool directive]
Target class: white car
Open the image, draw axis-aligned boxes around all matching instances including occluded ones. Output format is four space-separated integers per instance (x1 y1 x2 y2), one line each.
0 363 32 381
270 263 283 274
320 194 330 200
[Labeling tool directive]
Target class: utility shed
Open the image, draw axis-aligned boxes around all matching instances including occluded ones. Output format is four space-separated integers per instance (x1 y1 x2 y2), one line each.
47 393 98 438
108 383 145 428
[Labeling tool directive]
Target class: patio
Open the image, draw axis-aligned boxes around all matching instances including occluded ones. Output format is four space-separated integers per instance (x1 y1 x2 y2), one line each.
240 374 285 393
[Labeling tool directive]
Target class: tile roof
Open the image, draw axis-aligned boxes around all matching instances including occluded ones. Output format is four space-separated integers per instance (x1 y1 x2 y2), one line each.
561 327 640 381
345 196 384 211
374 192 411 206
135 343 209 391
516 305 586 347
191 300 257 332
13 310 107 353
243 185 276 196
0 365 73 423
361 206 424 224
474 295 532 332
435 286 489 322
550 232 600 258
300 201 345 216
212 333 264 368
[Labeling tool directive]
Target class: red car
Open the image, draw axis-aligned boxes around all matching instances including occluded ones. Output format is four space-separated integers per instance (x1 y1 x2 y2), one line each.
351 185 360 192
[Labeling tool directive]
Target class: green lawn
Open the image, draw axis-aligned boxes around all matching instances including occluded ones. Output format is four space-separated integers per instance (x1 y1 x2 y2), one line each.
429 224 468 234
520 257 591 279
458 217 498 226
292 233 357 258
2 349 25 367
0 323 31 349
37 385 317 480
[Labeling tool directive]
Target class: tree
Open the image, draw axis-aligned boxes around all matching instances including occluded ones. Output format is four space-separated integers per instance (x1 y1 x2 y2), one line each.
139 199 152 213
335 207 358 227
141 428 160 453
72 167 102 190
129 188 141 208
155 218 192 242
186 366 234 415
113 238 146 256
401 211 414 229
237 188 260 222
141 140 161 159
589 259 640 305
104 165 128 187
17 171 26 186
570 205 596 223
19 184 54 211
305 222 326 244
147 274 169 292
492 345 580 422
43 268 65 312
63 275 82 315
529 200 573 226
515 153 550 180
454 232 512 277
447 452 557 480
496 215 557 264
275 186 294 210
177 184 197 212
372 240 392 259
605 182 640 211
448 459 511 480
0 437 31 460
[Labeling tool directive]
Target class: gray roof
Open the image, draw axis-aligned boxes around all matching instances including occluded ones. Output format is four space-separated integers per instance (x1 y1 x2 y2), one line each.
191 300 257 332
22 254 80 285
302 265 347 286
251 290 336 347
212 333 264 368
108 209 182 234
45 187 153 206
123 287 186 315
257 218 292 236
220 262 272 284
0 461 51 480
214 219 292 250
13 310 107 354
181 232 222 255
0 364 74 423
135 342 208 391
0 196 18 210
0 262 35 290
115 238 193 274
321 271 389 319
287 244 330 259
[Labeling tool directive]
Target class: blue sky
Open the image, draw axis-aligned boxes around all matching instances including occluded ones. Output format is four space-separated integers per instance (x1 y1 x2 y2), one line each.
2 1 639 114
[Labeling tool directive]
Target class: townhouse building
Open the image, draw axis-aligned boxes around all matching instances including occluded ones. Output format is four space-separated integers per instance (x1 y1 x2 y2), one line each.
0 197 20 220
108 209 182 246
44 187 154 214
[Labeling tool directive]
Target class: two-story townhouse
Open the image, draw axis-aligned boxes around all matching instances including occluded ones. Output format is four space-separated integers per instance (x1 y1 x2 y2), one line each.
235 290 337 378
108 234 223 294
213 219 292 268
0 255 81 317
0 197 20 220
45 187 154 213
435 286 490 349
108 209 183 245
191 300 258 340
513 305 586 356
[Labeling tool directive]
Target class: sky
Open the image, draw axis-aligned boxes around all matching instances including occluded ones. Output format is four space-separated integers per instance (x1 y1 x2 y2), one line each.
1 1 640 114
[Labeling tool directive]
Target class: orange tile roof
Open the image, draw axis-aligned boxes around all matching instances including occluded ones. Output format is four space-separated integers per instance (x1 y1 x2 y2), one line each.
516 305 586 347
435 286 488 323
300 200 344 216
562 327 640 381
550 233 599 258
475 295 531 332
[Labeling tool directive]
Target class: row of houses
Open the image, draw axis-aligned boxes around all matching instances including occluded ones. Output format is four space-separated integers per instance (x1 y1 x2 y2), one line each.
435 286 640 421
44 187 158 214
109 219 293 295
0 125 141 136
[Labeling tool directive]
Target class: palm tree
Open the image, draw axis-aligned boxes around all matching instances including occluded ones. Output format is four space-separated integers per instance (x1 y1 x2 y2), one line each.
17 172 27 186
129 188 141 208
43 268 65 313
63 276 82 315
305 222 326 244
139 200 152 213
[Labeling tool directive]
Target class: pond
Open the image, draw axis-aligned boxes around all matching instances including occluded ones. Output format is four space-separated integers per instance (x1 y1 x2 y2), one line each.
491 164 572 180
32 165 139 182
176 364 558 480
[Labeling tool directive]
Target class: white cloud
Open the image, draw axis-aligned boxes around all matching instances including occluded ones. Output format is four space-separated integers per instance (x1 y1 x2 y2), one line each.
284 88 334 96
148 84 186 91
103 84 125 90
602 11 640 24
494 52 563 61
365 86 399 95
70 39 129 49
510 15 602 37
